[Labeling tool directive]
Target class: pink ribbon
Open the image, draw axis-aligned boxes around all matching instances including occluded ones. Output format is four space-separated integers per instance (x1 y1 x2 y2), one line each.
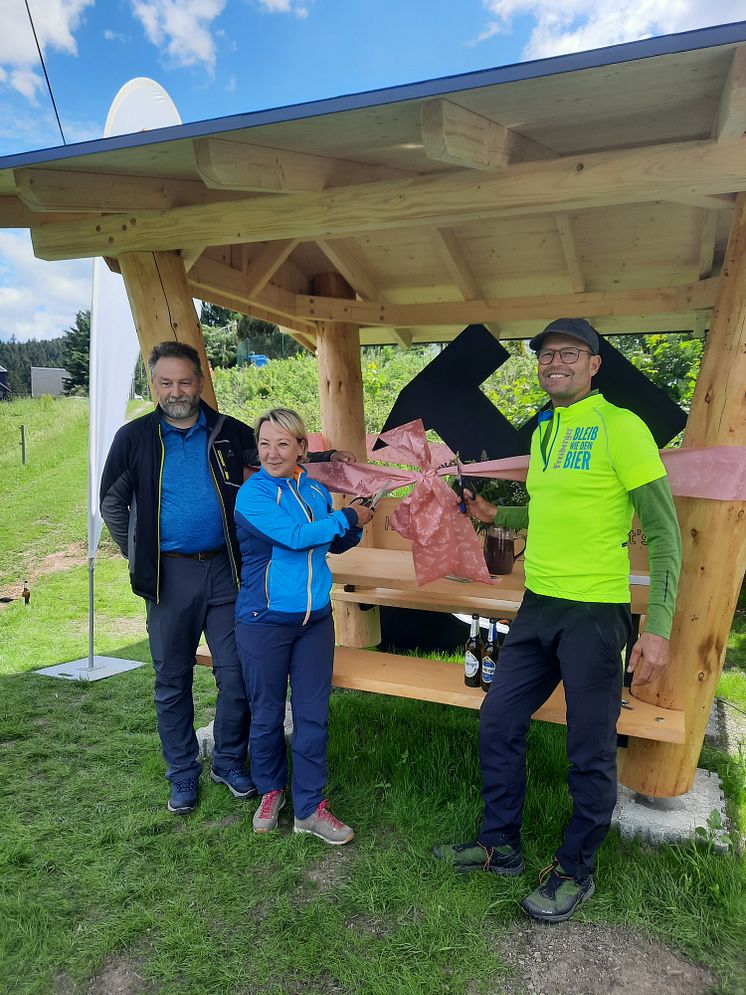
307 419 493 586
307 420 746 586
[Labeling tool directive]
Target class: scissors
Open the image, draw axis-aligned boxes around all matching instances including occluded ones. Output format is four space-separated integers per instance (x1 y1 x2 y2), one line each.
352 479 395 510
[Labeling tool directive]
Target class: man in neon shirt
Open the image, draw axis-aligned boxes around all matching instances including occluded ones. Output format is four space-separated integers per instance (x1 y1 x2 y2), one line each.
434 318 681 922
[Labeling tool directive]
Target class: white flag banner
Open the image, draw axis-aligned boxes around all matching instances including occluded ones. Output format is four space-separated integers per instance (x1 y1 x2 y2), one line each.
88 79 181 558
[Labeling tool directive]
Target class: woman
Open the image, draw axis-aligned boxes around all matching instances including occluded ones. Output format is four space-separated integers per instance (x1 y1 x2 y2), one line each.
234 407 373 844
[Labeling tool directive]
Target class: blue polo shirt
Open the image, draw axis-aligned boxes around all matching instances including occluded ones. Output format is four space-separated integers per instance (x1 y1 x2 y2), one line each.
159 411 225 553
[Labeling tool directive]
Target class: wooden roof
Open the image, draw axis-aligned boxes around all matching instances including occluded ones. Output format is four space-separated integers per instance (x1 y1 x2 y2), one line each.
3 22 746 347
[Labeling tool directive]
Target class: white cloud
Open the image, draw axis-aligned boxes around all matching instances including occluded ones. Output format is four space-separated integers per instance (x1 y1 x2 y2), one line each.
103 28 127 42
257 0 308 17
254 0 312 17
0 0 93 104
0 230 91 342
478 1 746 58
0 0 94 103
130 0 227 73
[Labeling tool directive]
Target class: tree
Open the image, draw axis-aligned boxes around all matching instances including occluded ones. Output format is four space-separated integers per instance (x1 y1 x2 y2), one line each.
200 302 238 328
202 321 238 369
236 315 303 361
61 310 90 395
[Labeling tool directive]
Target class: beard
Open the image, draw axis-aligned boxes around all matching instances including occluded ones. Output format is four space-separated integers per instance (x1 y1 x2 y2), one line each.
161 397 199 420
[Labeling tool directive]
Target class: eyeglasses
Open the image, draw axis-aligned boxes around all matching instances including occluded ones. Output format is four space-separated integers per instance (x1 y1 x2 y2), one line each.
537 347 593 365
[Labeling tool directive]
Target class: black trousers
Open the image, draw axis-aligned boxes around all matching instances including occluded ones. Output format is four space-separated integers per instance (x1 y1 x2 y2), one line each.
478 591 632 879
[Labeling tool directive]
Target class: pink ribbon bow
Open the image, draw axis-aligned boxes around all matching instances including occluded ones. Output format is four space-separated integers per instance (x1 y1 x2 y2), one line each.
307 419 493 586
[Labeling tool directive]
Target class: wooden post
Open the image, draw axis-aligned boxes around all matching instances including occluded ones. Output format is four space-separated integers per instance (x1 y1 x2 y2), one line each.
314 272 381 649
118 250 216 408
619 192 746 796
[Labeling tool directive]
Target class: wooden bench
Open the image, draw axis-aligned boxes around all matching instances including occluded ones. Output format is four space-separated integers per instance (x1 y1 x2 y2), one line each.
194 644 684 744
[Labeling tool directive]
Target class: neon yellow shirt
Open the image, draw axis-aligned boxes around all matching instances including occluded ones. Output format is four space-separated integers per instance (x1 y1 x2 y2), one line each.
525 393 666 603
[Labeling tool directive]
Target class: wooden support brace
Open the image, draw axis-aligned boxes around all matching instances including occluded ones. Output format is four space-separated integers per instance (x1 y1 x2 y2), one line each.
119 250 216 408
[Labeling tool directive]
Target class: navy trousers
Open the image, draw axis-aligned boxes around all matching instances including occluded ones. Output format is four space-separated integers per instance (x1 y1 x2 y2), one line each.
145 551 250 783
236 610 335 820
479 591 631 879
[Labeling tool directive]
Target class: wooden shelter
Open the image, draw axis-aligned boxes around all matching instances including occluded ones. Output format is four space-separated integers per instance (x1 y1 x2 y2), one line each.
3 22 745 800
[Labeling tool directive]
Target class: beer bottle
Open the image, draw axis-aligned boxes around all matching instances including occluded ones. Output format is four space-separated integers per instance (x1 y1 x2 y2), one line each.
481 617 499 693
464 614 482 687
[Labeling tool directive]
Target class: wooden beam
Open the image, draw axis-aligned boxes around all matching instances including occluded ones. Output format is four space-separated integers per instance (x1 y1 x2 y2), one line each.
556 214 585 293
194 137 413 193
180 247 204 273
619 192 746 797
692 312 708 338
0 195 85 227
698 209 718 279
296 278 719 326
119 251 216 408
32 137 746 262
316 237 414 346
715 45 746 141
32 139 746 259
14 167 241 213
667 192 735 211
421 98 556 170
433 227 480 299
187 255 318 337
389 328 414 349
276 322 316 353
316 238 379 301
243 239 299 298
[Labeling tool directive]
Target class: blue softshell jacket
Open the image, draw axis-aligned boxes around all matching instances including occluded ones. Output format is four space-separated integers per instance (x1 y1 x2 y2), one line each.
234 465 362 625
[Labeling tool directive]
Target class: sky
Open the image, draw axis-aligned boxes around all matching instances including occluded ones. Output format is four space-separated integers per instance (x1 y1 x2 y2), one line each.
1 0 745 341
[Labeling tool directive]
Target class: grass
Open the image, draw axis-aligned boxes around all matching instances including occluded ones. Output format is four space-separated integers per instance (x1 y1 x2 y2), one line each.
0 397 745 994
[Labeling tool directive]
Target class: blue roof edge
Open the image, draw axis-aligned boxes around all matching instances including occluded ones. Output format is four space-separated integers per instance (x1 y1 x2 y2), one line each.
2 20 746 172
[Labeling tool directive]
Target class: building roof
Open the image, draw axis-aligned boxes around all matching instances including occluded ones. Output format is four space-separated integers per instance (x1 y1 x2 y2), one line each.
3 21 746 345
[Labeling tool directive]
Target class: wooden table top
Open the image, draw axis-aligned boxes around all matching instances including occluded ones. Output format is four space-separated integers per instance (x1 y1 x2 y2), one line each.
328 546 649 614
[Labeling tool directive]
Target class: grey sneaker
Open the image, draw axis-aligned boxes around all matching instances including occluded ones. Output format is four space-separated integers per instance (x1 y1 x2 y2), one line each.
432 839 524 876
253 789 286 833
520 862 595 923
293 799 354 845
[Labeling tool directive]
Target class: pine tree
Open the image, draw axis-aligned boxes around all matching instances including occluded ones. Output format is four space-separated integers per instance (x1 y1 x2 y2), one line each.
61 311 91 395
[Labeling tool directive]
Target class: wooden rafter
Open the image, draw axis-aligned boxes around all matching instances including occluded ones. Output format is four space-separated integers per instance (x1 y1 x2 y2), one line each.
188 255 317 336
432 226 501 337
243 239 299 298
316 239 379 301
194 137 414 193
297 278 718 326
421 98 556 170
316 237 412 348
31 137 746 261
556 214 585 293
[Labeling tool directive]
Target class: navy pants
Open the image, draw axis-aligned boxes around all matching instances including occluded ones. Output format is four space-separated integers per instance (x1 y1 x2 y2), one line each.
146 551 250 783
479 591 631 879
236 611 335 820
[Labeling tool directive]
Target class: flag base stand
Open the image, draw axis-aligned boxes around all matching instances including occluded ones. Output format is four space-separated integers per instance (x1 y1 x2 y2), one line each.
35 656 145 682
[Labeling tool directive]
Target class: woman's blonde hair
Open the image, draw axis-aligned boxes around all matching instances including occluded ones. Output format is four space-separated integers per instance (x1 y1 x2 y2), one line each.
254 407 309 454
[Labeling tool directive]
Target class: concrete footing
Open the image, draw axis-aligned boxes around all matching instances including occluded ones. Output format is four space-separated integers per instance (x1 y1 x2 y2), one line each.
612 767 729 852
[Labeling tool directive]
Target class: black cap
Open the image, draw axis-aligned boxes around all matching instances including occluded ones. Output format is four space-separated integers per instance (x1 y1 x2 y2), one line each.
529 318 601 355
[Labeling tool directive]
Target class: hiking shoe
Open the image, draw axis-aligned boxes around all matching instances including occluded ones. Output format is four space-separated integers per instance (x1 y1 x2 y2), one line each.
167 777 199 815
210 767 257 799
520 862 595 923
293 800 354 845
253 790 286 833
431 840 524 876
